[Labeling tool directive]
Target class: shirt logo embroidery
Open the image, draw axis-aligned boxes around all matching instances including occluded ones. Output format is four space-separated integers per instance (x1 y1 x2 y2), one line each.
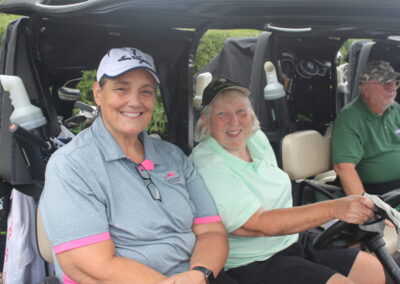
165 172 181 184
166 172 176 178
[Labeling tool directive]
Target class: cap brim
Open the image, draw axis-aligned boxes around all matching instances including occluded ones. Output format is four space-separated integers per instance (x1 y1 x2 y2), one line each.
201 81 251 107
100 66 160 84
383 71 400 83
222 86 251 96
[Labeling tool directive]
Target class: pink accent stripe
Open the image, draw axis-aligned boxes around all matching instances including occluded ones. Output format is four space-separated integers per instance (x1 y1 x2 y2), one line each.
63 274 78 284
194 216 222 224
53 232 110 254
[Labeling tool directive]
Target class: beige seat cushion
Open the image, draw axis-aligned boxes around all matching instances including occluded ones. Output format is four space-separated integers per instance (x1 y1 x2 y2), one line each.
37 207 53 263
383 225 398 255
282 130 331 180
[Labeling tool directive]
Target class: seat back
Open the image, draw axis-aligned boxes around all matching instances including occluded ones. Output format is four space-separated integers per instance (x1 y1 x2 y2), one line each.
36 207 54 264
348 41 375 102
282 127 332 180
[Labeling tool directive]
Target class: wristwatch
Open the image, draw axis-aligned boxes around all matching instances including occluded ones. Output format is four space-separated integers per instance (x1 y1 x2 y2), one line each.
192 266 215 284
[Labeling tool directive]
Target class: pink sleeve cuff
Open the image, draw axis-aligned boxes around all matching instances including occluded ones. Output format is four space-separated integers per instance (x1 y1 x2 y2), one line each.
194 215 222 224
63 273 78 284
53 232 110 254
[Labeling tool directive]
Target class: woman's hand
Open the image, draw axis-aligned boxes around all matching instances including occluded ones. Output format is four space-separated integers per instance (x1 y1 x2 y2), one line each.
157 270 205 284
332 195 375 224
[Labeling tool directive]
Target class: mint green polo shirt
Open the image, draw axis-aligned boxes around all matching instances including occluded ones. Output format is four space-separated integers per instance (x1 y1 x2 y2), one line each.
332 96 400 184
190 130 298 270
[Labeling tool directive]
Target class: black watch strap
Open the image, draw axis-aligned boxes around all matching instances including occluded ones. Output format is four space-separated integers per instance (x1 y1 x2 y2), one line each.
192 266 215 284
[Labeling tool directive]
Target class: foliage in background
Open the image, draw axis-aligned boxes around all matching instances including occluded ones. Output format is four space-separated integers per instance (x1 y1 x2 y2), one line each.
338 39 370 65
0 14 19 39
148 91 168 134
76 70 96 105
339 40 355 59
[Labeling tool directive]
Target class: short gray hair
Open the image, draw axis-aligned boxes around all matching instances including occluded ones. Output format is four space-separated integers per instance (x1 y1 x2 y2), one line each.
194 90 260 142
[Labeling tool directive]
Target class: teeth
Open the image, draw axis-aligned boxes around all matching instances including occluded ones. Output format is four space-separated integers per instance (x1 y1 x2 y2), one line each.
227 130 241 135
122 112 141 117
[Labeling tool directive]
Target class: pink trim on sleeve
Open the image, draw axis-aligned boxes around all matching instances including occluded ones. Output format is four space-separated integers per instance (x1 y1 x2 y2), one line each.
63 274 78 284
53 232 110 254
194 216 222 224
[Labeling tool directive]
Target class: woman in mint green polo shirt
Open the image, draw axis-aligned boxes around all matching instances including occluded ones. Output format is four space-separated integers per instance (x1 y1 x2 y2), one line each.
190 78 385 284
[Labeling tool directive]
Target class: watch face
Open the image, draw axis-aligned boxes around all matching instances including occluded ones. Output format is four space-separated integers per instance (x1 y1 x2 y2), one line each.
205 269 215 281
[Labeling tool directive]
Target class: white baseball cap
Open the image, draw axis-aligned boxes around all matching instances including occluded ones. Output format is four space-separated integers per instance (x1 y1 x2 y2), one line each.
96 47 160 83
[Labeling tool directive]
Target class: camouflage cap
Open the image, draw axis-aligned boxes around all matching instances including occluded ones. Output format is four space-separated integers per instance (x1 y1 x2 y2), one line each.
359 61 400 84
202 78 251 107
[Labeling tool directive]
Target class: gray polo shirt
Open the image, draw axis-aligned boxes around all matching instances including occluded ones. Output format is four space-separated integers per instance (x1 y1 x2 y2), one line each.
40 117 220 280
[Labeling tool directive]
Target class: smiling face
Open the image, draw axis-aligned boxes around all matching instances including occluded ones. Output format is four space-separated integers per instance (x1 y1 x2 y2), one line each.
361 79 398 115
93 69 157 144
207 91 253 155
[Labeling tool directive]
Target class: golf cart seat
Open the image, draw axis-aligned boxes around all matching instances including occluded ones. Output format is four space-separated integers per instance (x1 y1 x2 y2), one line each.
36 207 62 284
281 127 399 255
36 207 53 264
281 126 339 201
282 127 333 181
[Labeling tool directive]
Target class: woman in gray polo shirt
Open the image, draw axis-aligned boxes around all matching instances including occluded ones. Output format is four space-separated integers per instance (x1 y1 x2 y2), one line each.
40 48 235 284
190 78 385 284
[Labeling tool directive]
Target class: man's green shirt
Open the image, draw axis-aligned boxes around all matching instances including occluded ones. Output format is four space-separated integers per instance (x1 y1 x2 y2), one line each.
332 96 400 184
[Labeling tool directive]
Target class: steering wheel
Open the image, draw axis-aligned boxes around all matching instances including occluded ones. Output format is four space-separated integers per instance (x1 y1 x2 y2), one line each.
313 217 380 250
313 188 400 284
314 188 400 249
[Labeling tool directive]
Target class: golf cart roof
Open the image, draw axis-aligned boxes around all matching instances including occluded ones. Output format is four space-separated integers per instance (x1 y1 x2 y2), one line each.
1 0 400 37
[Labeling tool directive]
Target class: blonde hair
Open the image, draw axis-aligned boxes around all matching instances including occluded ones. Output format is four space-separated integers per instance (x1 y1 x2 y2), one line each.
194 90 260 142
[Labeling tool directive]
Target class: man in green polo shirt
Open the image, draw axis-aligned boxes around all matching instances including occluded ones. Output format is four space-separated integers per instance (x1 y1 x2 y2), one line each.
333 61 400 195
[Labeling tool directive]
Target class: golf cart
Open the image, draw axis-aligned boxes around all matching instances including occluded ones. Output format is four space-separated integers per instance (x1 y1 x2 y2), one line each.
0 0 400 283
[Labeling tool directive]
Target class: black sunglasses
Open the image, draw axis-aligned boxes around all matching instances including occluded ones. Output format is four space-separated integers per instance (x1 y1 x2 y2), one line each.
136 167 162 201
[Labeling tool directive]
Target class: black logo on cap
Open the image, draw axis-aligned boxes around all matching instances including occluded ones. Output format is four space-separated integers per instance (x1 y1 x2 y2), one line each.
117 53 151 67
